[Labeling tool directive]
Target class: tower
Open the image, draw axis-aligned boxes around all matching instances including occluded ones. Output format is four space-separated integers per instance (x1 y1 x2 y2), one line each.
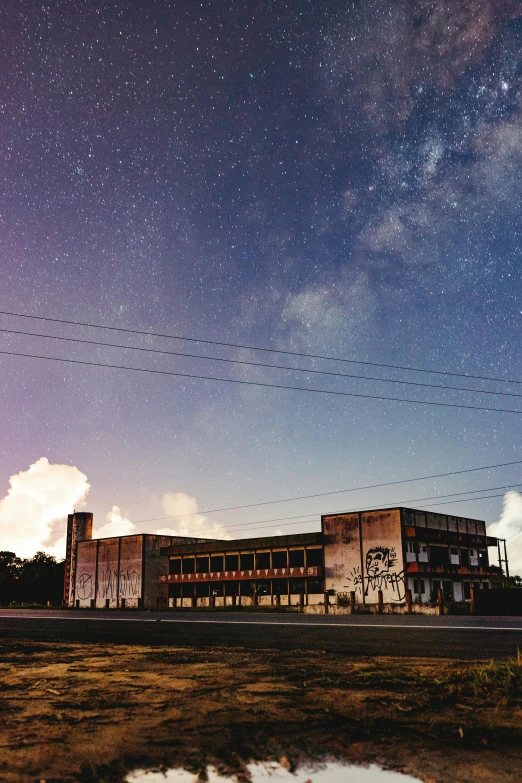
63 512 93 605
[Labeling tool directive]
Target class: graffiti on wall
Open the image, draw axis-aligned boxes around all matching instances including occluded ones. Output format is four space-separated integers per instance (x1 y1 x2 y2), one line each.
343 546 405 603
119 569 141 597
100 569 141 600
75 568 142 602
76 573 94 600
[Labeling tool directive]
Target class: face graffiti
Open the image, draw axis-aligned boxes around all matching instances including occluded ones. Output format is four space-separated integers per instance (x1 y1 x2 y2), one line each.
343 546 405 603
365 547 390 577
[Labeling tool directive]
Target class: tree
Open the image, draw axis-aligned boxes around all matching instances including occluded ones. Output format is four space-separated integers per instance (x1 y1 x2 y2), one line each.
0 551 22 604
0 551 64 606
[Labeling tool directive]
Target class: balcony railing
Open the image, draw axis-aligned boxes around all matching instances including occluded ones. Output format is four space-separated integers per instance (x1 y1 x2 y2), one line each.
161 566 323 583
406 562 500 577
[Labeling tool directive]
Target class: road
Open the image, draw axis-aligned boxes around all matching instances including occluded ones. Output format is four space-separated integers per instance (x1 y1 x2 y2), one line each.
1 609 522 659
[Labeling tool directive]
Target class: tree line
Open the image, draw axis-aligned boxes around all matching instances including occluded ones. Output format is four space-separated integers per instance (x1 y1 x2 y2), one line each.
0 551 64 606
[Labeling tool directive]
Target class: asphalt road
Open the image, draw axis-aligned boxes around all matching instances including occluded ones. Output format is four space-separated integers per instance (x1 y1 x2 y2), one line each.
1 609 522 659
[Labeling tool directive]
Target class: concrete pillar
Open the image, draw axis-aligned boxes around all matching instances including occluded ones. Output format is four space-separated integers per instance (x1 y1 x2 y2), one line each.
405 589 412 614
323 592 329 615
350 591 356 612
437 588 444 615
191 596 196 609
64 511 93 607
377 589 384 613
470 586 475 615
299 592 304 612
209 595 215 609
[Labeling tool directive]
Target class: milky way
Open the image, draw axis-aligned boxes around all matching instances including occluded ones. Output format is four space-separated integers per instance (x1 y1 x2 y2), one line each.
1 1 521 556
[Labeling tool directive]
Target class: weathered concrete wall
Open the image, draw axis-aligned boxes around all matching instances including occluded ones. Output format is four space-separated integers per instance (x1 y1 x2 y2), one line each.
359 510 405 603
323 509 404 605
65 512 93 605
118 535 143 608
142 536 172 609
323 512 361 602
96 539 120 608
75 540 97 607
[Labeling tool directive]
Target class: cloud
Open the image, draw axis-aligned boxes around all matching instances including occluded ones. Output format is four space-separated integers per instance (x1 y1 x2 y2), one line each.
93 506 135 539
157 491 230 540
488 491 522 576
0 457 90 559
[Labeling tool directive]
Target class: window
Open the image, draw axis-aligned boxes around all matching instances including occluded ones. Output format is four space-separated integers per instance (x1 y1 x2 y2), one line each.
256 580 270 595
169 558 181 575
482 582 489 590
460 549 469 566
195 582 209 597
256 551 270 569
224 580 239 596
272 550 287 568
418 543 428 563
240 553 255 570
289 549 305 568
290 578 305 594
241 581 255 596
413 580 425 594
463 582 471 600
181 584 194 598
196 556 209 573
209 581 223 597
479 550 489 568
168 584 181 599
307 578 324 594
450 547 459 565
442 582 453 601
182 557 195 574
210 555 224 572
406 542 416 563
225 554 239 571
306 548 323 567
272 578 288 595
430 546 449 566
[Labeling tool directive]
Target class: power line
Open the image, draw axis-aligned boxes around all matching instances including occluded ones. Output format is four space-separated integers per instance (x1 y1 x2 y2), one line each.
2 482 520 541
2 326 522 400
1 309 520 385
131 458 522 522
128 482 522 537
2 349 522 415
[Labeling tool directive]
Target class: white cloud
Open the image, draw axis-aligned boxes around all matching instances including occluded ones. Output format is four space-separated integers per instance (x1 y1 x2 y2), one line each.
0 457 90 559
157 491 230 540
94 506 135 539
488 491 522 577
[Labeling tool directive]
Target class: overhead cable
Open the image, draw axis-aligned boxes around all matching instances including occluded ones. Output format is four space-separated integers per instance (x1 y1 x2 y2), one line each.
0 309 520 385
2 349 522 415
2 326 522 399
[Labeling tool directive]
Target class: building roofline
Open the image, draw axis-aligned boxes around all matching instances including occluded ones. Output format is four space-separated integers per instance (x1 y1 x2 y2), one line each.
321 506 487 524
160 531 323 556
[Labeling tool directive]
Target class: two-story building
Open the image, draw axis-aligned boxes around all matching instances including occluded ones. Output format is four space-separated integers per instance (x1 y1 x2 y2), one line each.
65 506 503 609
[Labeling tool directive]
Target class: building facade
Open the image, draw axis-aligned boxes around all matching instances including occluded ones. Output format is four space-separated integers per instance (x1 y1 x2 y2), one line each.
65 507 502 609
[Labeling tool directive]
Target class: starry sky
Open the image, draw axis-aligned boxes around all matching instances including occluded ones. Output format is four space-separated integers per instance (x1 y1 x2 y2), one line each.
1 0 522 562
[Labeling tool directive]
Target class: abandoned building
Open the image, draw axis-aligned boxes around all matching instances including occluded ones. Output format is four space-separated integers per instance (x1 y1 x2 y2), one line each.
65 506 504 609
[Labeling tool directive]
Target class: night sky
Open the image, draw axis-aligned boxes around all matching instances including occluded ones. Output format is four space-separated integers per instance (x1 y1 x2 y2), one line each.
1 1 522 566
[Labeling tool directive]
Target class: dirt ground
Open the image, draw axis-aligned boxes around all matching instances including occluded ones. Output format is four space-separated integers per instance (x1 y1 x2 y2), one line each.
1 640 522 783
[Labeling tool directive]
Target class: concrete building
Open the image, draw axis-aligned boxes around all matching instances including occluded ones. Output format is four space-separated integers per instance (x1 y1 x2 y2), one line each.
65 506 503 609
